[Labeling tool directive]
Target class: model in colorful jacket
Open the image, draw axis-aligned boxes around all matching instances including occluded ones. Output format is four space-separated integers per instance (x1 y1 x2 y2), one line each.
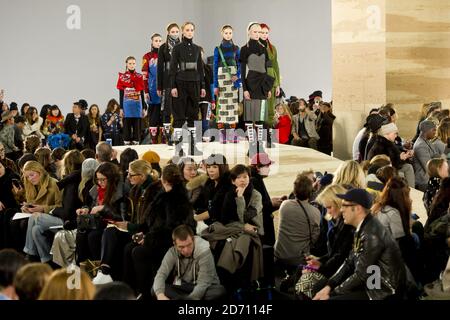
142 33 163 145
240 22 274 158
213 25 242 144
169 22 206 157
259 23 281 127
157 23 180 146
116 56 146 145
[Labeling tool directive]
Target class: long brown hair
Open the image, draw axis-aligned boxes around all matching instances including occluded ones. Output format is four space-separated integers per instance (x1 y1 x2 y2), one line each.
372 176 412 235
94 162 121 205
88 104 101 126
105 99 120 114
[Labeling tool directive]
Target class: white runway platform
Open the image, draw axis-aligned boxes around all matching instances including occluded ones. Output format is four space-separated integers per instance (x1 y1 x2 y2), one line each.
115 141 427 224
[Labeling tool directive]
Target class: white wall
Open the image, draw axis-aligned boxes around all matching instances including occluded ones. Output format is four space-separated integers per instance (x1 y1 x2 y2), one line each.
0 0 331 114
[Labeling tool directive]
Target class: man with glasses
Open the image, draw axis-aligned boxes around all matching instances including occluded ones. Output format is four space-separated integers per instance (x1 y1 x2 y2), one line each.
313 188 406 300
153 224 225 300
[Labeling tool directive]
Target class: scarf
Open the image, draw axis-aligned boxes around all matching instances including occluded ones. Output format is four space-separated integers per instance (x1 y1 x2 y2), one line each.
97 186 106 205
247 39 265 55
167 36 179 54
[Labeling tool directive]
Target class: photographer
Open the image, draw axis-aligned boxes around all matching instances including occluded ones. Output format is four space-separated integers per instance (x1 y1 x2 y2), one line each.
101 99 123 146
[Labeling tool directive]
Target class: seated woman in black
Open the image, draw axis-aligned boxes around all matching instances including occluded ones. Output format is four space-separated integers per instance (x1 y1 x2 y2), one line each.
75 162 126 264
130 164 195 299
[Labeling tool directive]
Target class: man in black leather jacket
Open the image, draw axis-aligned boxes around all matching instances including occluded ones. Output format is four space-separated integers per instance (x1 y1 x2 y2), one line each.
313 188 406 300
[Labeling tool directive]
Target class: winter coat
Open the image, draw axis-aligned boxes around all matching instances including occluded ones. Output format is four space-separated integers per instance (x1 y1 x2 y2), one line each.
53 170 82 222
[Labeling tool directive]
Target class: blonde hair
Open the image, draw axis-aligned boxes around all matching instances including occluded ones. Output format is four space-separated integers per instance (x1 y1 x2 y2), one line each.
181 21 195 31
437 117 450 144
427 158 446 178
275 102 292 121
14 263 53 301
61 150 84 177
419 103 430 119
315 184 348 209
22 161 50 202
38 267 95 300
333 160 366 189
129 159 160 181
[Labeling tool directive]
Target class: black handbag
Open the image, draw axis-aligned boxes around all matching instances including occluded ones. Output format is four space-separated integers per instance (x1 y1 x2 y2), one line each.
76 214 104 232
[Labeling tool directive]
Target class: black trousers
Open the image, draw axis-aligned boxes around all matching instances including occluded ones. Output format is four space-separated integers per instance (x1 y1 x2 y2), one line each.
123 117 142 142
100 227 131 280
123 241 139 292
76 229 103 263
172 80 200 128
161 89 173 124
148 104 162 127
9 217 28 252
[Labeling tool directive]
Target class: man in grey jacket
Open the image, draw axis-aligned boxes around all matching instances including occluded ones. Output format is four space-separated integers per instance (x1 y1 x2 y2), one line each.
291 103 319 150
153 224 226 300
413 120 441 191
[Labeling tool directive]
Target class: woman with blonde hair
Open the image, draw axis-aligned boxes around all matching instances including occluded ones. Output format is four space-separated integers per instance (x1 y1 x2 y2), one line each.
22 161 62 263
34 147 57 179
332 160 366 189
273 103 292 144
301 184 354 297
38 266 95 300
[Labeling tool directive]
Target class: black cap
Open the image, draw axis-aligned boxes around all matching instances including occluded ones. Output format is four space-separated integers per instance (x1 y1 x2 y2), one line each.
78 99 88 110
365 114 388 132
336 188 373 209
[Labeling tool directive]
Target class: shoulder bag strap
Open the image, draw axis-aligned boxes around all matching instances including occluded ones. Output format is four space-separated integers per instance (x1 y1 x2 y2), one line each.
296 199 312 245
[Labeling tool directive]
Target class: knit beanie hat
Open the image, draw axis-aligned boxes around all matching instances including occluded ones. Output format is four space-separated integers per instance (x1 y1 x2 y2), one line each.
378 122 398 136
419 120 436 134
141 150 161 164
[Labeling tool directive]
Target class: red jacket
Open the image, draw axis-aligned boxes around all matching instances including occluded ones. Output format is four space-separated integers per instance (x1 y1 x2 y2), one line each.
116 71 144 92
275 115 291 144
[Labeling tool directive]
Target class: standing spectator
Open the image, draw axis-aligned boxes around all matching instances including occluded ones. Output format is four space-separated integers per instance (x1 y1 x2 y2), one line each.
273 103 292 145
117 56 146 145
23 107 44 141
101 99 123 146
413 120 441 191
316 102 335 155
313 189 406 300
64 102 89 150
87 104 102 150
291 99 319 149
153 224 226 300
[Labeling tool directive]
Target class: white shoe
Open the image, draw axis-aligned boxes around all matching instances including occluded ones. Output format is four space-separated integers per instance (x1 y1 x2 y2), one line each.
92 270 113 285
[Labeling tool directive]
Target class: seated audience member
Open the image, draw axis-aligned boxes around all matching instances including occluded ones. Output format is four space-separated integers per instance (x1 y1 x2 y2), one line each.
0 142 19 174
0 160 20 249
179 157 206 207
13 263 52 300
64 102 89 150
14 115 25 159
359 113 389 162
299 184 354 298
273 103 292 145
332 160 366 189
364 155 392 196
316 102 335 155
24 135 41 154
433 117 450 156
21 161 62 263
413 120 442 191
42 105 64 137
23 107 44 141
0 111 20 160
101 99 123 146
371 177 423 284
94 281 136 300
34 147 57 179
130 164 195 299
291 100 319 150
50 147 66 180
140 150 162 175
119 147 139 191
95 141 115 164
0 249 27 300
196 154 232 225
352 109 379 161
413 102 441 143
313 189 406 300
153 224 226 300
274 174 320 270
75 162 126 264
80 148 95 160
423 158 449 213
38 266 95 300
368 122 415 188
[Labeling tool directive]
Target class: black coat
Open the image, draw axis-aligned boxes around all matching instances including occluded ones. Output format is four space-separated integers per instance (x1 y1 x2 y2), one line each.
143 184 196 254
0 168 19 210
53 170 82 222
200 172 233 225
317 111 336 154
250 167 276 246
368 135 403 169
318 218 354 278
64 113 89 141
328 215 406 300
